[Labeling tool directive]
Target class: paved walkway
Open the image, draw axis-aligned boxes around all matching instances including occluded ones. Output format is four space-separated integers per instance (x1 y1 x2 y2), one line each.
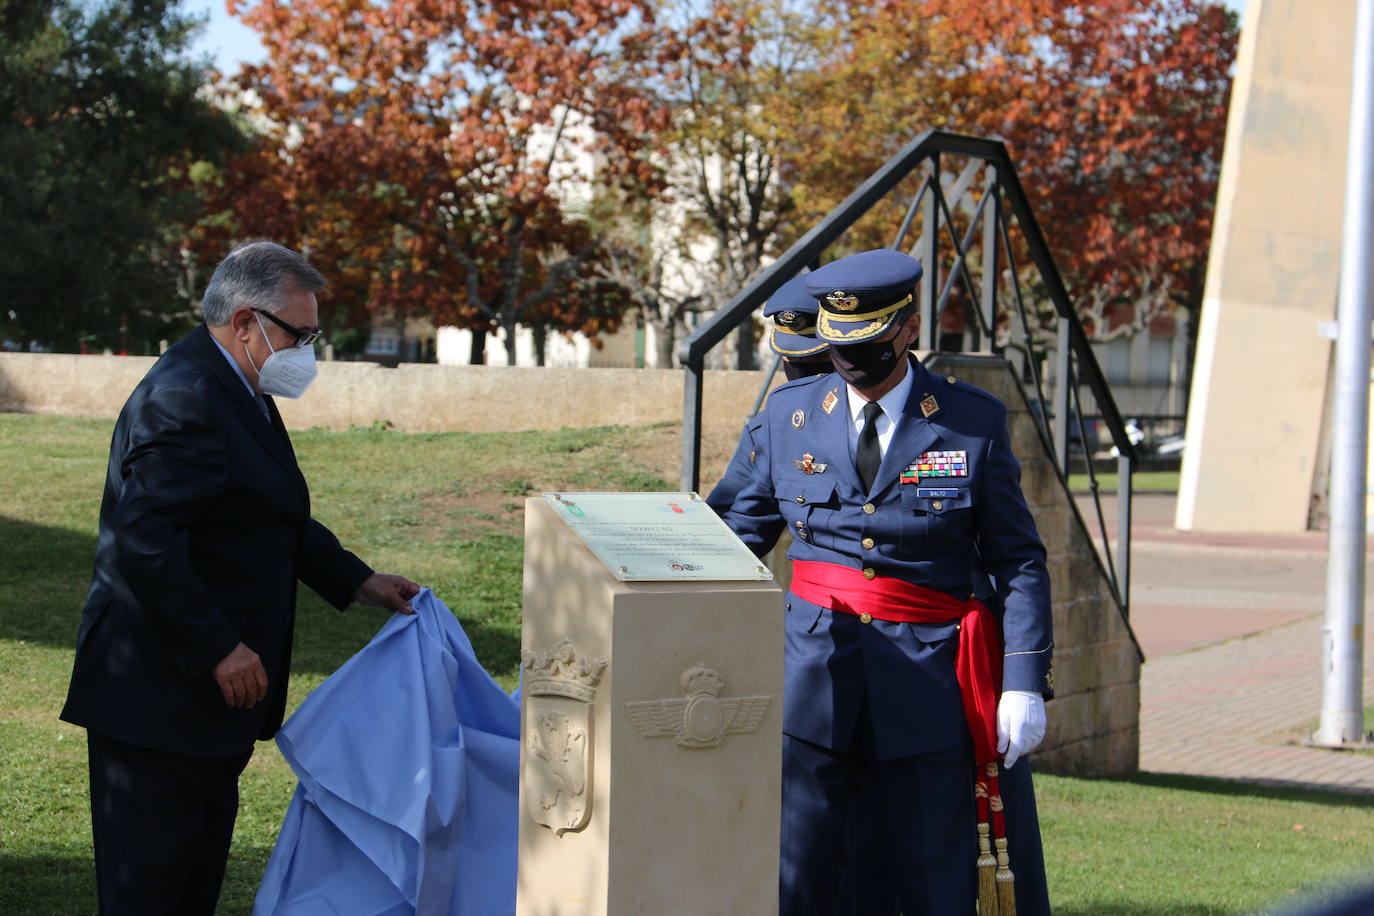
1077 493 1374 791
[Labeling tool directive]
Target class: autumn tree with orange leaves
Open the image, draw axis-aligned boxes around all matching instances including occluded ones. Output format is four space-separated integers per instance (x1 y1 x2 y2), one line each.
782 0 1237 341
196 0 676 364
589 0 1233 370
193 0 1234 366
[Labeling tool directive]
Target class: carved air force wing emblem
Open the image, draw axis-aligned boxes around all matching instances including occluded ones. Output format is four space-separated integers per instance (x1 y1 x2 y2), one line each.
624 666 772 749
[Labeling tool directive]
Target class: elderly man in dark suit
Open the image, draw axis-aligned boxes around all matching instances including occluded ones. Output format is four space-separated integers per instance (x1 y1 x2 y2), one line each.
61 240 420 915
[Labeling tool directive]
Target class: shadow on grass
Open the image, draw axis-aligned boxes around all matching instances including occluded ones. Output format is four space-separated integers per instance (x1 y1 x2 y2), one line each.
1052 907 1230 916
1058 770 1374 809
0 851 96 916
287 590 522 682
0 514 522 682
0 515 96 650
220 843 277 915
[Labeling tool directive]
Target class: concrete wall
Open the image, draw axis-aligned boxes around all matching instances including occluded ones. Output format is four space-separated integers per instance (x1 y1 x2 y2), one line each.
0 352 774 441
1178 0 1353 533
930 354 1141 775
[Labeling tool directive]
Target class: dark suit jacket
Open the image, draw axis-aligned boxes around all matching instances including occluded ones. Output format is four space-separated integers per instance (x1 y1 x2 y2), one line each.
61 325 373 757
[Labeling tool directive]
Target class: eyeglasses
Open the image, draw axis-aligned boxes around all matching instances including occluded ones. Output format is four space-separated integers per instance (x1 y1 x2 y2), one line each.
253 308 324 348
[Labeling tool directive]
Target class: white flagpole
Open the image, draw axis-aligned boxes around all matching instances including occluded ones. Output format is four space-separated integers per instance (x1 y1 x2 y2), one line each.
1316 0 1374 746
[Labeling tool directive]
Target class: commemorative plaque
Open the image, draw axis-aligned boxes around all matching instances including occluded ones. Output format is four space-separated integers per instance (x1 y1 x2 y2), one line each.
541 491 773 582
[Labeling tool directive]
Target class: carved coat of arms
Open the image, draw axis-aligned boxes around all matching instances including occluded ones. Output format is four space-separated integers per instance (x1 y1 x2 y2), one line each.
521 636 608 836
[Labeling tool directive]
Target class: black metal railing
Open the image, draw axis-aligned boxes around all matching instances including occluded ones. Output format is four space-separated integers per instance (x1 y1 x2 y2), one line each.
676 129 1139 616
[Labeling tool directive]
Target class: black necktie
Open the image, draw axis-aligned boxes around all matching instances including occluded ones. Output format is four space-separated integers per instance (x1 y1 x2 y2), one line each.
857 401 883 494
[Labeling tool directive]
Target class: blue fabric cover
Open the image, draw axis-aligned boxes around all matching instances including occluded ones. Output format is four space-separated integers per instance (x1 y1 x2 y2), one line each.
252 589 520 916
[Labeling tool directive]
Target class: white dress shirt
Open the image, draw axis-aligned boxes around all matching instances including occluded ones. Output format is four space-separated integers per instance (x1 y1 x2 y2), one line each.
211 333 270 421
845 361 915 463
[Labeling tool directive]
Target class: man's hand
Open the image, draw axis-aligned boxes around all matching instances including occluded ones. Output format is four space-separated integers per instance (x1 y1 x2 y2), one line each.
996 689 1046 770
355 573 420 615
212 642 269 708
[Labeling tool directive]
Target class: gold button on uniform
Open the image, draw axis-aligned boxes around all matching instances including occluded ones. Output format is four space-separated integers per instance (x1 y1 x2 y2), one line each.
861 537 875 550
932 500 943 511
863 567 876 580
859 613 873 624
862 503 875 515
796 495 806 504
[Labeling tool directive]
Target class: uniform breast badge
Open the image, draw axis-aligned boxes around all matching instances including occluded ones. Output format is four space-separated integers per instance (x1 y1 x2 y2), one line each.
792 453 828 475
826 290 860 312
791 409 805 429
901 449 968 484
919 394 940 418
821 388 839 414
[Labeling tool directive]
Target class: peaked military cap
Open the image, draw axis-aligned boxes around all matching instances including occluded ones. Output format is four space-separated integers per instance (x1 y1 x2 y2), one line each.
764 274 829 358
806 249 924 345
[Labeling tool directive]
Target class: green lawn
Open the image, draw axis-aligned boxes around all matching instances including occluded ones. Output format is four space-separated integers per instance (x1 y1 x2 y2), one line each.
1068 469 1180 494
2 414 1372 915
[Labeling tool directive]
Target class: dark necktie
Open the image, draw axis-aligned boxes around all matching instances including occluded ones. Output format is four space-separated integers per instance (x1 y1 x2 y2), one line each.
857 401 883 494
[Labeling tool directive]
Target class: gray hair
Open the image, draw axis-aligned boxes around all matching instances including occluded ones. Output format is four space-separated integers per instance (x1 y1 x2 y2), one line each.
201 241 325 327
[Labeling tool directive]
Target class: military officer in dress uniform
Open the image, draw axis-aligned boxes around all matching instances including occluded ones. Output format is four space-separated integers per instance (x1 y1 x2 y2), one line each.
706 274 832 514
721 249 1052 915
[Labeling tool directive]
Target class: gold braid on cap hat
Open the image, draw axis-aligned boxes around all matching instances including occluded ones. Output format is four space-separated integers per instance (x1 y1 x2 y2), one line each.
818 308 901 341
821 292 913 323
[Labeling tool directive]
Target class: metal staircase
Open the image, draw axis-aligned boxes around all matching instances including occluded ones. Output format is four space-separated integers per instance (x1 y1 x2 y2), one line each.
676 129 1141 617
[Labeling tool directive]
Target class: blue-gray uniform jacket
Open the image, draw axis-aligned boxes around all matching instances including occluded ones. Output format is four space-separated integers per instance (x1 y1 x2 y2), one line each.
722 357 1052 760
705 414 767 515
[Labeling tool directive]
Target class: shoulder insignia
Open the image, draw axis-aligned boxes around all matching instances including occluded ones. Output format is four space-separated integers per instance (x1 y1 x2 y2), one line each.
791 409 805 429
946 375 956 385
821 388 839 415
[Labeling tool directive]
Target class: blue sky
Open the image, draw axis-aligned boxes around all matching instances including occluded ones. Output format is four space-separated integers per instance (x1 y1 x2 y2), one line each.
185 0 1250 76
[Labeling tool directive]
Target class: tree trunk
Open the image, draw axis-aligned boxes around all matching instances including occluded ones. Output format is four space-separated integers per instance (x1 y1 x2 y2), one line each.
735 320 756 370
652 313 676 369
533 324 547 367
503 317 519 366
469 328 487 365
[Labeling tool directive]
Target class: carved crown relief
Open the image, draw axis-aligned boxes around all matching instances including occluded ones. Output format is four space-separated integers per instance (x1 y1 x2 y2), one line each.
522 636 608 837
625 666 772 749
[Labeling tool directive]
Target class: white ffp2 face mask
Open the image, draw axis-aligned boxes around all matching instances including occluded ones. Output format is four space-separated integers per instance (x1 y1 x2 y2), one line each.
246 312 318 399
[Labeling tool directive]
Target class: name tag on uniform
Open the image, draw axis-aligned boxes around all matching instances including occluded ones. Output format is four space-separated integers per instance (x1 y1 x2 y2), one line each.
915 488 960 498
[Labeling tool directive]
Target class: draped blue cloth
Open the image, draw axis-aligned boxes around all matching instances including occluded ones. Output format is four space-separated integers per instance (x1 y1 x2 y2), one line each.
253 589 520 916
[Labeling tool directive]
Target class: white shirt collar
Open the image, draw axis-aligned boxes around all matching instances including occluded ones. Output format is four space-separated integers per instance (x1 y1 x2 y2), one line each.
845 358 916 456
210 332 260 401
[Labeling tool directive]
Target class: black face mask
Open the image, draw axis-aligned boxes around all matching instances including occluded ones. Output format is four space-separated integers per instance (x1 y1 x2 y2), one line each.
782 357 833 381
829 336 903 389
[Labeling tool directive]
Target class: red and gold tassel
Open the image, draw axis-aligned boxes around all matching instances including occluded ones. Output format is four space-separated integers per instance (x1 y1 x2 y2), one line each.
976 820 999 914
975 764 1001 914
975 760 1016 915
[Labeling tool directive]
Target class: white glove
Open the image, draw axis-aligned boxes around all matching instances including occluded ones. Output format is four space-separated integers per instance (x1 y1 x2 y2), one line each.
996 689 1046 770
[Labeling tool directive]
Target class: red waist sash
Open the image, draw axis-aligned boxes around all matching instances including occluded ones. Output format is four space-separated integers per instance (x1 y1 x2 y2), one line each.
789 559 1003 769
